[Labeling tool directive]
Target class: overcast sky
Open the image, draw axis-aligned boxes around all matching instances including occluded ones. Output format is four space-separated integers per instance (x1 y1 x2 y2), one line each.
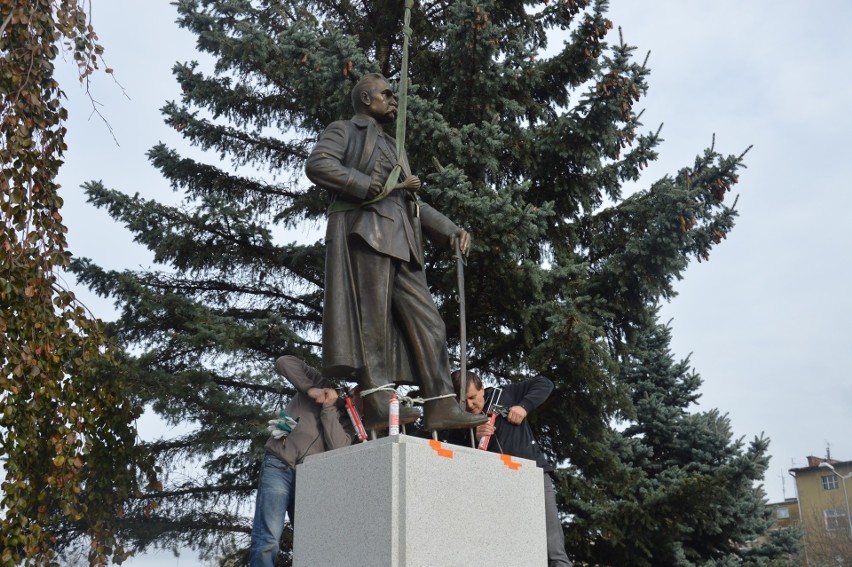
54 1 852 564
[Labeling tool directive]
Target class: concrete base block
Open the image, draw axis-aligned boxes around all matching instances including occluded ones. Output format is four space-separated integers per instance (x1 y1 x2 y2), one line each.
293 434 546 567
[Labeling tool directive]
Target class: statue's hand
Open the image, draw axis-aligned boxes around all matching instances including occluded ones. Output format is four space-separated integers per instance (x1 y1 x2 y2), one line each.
366 153 389 199
396 175 421 192
450 229 471 256
367 170 385 199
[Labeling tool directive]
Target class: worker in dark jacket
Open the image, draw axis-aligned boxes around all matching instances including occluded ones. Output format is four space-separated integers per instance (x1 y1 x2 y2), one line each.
446 371 573 567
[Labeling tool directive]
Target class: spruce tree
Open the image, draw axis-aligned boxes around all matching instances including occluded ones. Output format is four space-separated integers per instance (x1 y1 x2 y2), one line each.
69 0 786 563
567 319 800 566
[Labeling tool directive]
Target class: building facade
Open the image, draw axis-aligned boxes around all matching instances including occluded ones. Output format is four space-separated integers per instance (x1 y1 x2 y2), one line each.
789 456 852 566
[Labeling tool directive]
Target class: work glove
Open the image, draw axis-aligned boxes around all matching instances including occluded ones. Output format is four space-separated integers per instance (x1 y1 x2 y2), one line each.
267 411 298 439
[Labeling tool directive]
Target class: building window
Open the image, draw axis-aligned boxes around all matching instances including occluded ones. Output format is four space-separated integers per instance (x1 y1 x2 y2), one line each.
825 507 848 531
776 506 790 519
823 475 840 490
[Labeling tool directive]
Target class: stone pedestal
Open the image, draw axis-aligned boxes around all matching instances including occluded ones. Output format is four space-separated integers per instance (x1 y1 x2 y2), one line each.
293 434 546 567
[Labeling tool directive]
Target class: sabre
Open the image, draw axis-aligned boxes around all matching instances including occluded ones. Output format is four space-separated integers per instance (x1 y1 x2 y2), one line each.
455 239 467 401
454 240 475 447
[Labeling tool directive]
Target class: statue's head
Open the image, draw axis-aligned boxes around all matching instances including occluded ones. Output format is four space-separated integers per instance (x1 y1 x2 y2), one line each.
352 73 397 124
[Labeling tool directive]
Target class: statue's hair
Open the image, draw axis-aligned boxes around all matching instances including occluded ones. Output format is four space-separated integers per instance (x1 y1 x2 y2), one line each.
351 72 387 111
451 370 483 397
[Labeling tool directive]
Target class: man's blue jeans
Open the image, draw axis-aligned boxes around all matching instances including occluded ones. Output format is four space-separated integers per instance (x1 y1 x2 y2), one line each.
249 454 296 567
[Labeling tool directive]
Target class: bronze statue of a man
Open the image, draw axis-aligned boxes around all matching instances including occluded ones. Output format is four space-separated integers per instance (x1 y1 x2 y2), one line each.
306 73 486 432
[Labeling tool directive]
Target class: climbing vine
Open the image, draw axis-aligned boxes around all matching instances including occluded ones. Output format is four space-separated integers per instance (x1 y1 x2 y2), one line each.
0 1 156 564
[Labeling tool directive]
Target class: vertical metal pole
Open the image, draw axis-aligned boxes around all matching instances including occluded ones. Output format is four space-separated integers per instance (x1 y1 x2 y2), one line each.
455 240 466 411
455 242 473 448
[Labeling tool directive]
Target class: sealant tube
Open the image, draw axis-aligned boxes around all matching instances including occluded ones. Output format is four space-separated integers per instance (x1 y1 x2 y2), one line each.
345 396 368 442
477 412 498 450
388 393 400 435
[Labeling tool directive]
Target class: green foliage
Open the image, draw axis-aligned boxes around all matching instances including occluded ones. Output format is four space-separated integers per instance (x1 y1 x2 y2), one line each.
69 0 791 563
0 1 158 565
565 320 800 565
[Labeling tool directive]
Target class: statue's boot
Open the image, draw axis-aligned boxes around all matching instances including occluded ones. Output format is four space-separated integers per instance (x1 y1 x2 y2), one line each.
424 397 488 431
361 388 421 431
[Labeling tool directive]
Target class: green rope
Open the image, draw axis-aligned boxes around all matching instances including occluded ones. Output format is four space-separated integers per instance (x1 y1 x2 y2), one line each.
396 0 414 161
380 0 414 195
374 0 414 200
329 0 414 214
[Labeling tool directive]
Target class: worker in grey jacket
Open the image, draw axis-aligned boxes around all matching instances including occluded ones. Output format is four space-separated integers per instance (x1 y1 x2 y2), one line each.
249 356 356 567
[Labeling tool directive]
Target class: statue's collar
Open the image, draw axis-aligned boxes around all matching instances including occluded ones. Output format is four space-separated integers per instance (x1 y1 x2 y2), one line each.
352 113 380 129
352 114 379 128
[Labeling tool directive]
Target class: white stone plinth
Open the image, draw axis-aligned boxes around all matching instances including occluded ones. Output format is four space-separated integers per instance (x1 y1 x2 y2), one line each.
293 434 546 567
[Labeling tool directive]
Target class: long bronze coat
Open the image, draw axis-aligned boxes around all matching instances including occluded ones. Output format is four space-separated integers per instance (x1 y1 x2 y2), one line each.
306 113 459 386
